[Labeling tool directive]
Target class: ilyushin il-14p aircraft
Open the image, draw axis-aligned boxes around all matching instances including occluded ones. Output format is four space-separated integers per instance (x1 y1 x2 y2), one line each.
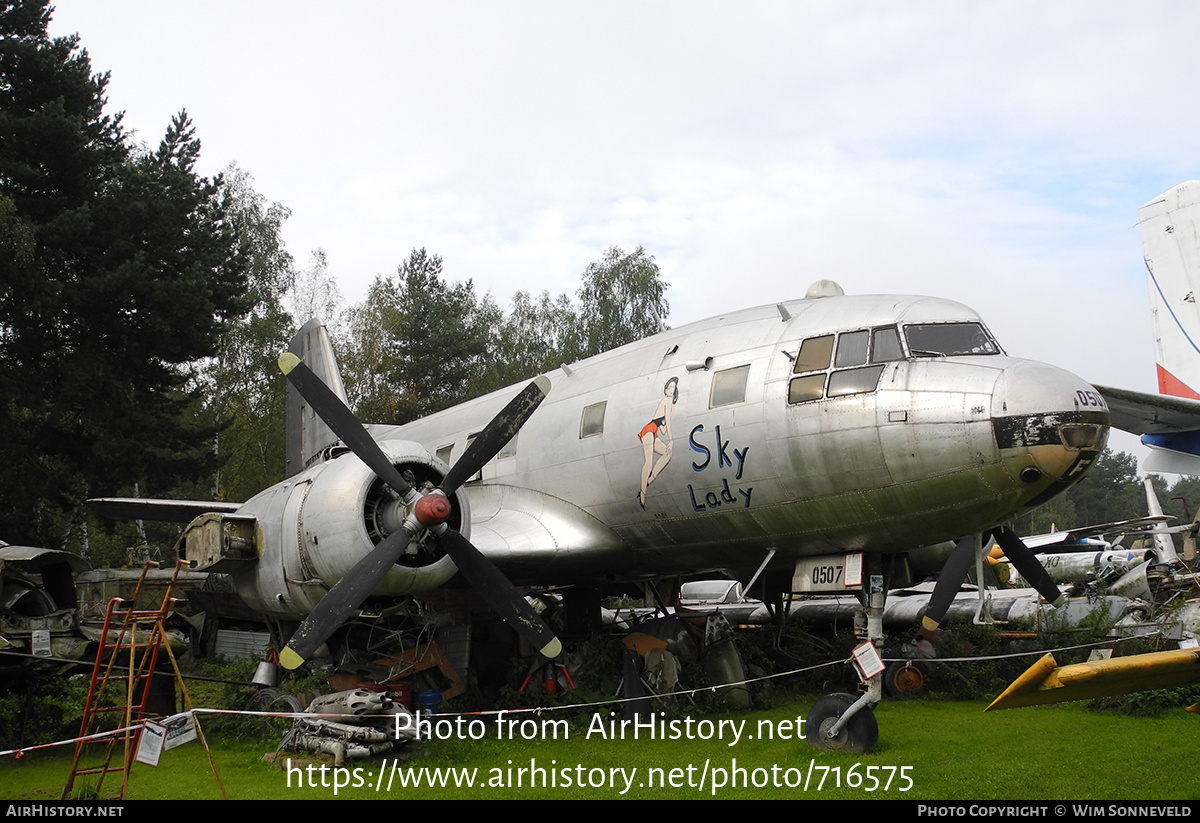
92 279 1112 752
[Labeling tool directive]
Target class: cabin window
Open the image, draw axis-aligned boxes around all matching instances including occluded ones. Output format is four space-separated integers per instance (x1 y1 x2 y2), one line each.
498 432 518 459
905 322 999 356
580 401 606 438
710 364 750 407
436 445 453 465
464 433 483 482
793 335 833 374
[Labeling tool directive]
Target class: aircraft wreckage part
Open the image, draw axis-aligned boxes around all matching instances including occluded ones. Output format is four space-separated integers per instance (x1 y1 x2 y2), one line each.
805 692 879 754
1006 549 1155 589
293 716 391 743
991 527 1067 609
277 356 559 669
703 638 752 709
882 661 926 696
787 589 1130 630
306 688 391 720
986 648 1200 710
285 731 394 765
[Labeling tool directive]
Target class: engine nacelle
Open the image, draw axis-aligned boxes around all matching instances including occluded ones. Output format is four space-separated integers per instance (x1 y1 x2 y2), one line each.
210 439 468 619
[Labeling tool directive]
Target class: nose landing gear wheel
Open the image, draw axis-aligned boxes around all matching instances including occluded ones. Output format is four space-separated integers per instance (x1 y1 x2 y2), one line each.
805 692 879 754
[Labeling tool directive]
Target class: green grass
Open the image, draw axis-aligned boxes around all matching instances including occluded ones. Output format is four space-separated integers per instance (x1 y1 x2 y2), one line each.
3 698 1197 800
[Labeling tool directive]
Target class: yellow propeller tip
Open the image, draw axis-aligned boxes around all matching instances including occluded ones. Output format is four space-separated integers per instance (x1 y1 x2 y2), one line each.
541 637 563 659
278 352 301 375
279 646 305 670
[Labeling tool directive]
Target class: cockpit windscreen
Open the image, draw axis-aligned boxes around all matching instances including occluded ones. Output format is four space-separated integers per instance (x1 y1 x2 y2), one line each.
904 323 1000 357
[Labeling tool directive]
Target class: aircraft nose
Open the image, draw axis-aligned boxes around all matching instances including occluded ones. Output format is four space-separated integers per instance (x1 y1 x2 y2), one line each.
990 360 1110 488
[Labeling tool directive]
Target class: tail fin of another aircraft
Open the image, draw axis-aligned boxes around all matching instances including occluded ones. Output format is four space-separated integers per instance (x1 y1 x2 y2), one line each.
1142 478 1179 564
286 319 350 477
1140 181 1200 400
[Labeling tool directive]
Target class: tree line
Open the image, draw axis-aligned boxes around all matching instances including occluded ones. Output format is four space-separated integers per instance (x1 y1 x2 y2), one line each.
0 1 668 561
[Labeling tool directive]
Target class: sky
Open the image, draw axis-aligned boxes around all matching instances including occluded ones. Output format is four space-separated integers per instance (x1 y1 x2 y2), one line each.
45 1 1200 462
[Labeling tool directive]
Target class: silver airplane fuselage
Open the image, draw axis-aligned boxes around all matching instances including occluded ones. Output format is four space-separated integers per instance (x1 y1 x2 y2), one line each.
228 292 1109 619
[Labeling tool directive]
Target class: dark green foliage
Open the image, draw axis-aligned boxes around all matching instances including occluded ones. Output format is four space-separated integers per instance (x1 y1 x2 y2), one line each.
481 289 582 390
575 246 669 358
342 248 500 424
339 244 671 422
0 3 249 547
197 165 294 504
0 674 91 750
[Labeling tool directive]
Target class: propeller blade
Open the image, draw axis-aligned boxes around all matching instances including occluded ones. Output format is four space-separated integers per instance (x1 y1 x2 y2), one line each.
992 526 1066 607
922 534 978 630
279 530 410 670
436 529 562 659
440 376 551 495
279 352 412 498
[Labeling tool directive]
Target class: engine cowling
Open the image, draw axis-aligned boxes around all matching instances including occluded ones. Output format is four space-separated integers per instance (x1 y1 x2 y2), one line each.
227 439 468 618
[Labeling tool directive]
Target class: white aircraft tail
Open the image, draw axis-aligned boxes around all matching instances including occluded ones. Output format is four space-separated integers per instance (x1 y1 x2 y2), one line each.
285 319 350 477
1142 478 1179 564
1131 182 1200 474
1140 181 1200 400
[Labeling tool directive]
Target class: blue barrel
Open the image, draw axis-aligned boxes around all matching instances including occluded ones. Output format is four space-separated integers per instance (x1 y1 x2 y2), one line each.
414 690 441 714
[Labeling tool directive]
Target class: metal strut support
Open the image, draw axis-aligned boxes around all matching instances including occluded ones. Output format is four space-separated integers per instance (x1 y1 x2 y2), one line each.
826 555 886 740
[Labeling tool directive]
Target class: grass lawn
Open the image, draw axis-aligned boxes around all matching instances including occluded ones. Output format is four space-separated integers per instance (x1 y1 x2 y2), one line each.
2 697 1197 801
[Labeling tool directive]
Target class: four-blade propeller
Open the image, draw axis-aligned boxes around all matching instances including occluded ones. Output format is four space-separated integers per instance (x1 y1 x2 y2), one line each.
276 352 560 670
922 526 1067 631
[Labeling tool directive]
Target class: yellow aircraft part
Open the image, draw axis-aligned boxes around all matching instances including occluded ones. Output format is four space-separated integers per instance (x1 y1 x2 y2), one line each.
985 649 1200 711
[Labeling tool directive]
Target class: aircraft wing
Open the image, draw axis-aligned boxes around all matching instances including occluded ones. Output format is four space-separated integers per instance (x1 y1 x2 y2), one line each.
88 497 243 523
985 649 1200 710
1093 384 1200 434
1093 384 1200 473
1019 515 1171 551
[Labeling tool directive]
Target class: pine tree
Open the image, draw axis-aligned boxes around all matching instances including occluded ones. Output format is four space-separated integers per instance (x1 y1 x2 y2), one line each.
342 248 498 424
0 3 249 547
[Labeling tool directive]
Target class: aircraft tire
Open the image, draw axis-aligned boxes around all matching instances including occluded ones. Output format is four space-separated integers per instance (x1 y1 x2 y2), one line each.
805 692 878 754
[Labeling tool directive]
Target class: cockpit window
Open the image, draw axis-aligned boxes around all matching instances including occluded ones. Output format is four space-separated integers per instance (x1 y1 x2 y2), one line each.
904 323 999 357
871 326 903 362
834 330 869 368
788 326 898 405
793 335 833 374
